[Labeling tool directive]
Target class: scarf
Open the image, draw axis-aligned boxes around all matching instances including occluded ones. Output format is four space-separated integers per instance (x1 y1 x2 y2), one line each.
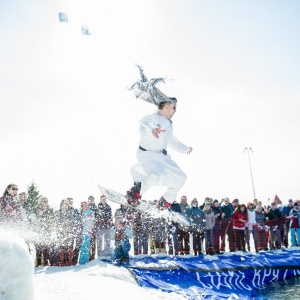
129 64 176 107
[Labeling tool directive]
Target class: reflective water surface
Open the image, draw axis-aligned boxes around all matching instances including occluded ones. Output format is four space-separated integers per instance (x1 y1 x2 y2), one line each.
253 276 300 299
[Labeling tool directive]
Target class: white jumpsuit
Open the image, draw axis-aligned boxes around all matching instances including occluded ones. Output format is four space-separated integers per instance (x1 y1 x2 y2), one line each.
130 113 189 202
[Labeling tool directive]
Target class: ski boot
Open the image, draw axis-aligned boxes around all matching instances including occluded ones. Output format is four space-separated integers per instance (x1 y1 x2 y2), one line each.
126 182 141 206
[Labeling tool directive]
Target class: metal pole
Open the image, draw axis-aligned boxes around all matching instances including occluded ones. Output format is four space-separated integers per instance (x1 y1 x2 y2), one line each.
244 147 256 199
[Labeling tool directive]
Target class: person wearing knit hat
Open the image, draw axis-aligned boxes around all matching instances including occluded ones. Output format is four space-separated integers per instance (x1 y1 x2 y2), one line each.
126 64 193 207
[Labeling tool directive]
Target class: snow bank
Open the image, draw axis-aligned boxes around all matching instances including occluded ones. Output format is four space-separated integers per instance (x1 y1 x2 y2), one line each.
0 232 34 300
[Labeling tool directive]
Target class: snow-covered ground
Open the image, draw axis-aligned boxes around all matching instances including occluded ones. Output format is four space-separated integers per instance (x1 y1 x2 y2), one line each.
0 233 34 300
0 232 185 300
34 259 186 300
3 230 300 300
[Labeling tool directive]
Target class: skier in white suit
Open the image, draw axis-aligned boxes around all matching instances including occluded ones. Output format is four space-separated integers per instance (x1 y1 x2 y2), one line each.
126 65 193 207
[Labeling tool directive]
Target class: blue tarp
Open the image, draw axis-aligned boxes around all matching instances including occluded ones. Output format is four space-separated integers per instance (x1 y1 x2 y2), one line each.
124 248 300 299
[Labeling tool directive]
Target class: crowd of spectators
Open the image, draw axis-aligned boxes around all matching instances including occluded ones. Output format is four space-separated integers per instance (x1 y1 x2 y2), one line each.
1 183 300 266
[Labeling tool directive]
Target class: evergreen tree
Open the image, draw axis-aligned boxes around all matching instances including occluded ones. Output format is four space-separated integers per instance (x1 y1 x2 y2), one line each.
27 180 42 210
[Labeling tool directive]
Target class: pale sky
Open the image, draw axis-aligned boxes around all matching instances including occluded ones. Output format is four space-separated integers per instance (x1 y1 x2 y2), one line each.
1 0 299 209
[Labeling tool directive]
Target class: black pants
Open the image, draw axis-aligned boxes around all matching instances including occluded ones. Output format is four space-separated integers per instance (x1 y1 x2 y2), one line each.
178 229 190 254
234 229 245 251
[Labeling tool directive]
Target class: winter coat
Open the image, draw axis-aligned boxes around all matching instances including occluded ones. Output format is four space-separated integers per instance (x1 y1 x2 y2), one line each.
53 209 74 248
211 206 222 231
132 210 152 235
170 201 182 213
0 195 21 222
96 202 113 229
114 206 134 225
31 207 54 246
179 203 190 231
204 209 215 230
266 208 283 229
170 201 182 227
255 211 266 225
67 207 83 239
232 210 248 230
110 224 133 247
180 203 190 217
220 204 234 219
289 208 300 228
151 217 168 243
282 205 293 217
186 206 205 233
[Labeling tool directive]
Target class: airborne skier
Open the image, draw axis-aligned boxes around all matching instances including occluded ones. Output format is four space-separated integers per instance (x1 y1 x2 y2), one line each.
126 65 193 207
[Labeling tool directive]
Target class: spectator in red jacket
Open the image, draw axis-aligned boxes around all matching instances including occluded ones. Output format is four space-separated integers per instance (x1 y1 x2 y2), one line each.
233 204 248 252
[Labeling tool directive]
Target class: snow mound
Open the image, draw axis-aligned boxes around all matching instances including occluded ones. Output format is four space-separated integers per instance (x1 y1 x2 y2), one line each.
0 231 34 300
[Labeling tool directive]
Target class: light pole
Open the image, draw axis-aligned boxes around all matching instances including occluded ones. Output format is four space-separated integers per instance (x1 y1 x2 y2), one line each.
244 147 256 199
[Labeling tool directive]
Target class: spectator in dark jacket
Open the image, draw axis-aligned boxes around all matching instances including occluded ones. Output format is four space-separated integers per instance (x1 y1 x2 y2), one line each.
211 199 222 254
95 195 113 257
219 197 234 252
186 198 205 256
266 201 283 250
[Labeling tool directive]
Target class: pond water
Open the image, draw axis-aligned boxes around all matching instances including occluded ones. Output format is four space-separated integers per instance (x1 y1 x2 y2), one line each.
253 276 300 299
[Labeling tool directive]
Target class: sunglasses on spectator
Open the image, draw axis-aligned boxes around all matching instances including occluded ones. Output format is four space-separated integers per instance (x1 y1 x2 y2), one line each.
12 188 18 191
